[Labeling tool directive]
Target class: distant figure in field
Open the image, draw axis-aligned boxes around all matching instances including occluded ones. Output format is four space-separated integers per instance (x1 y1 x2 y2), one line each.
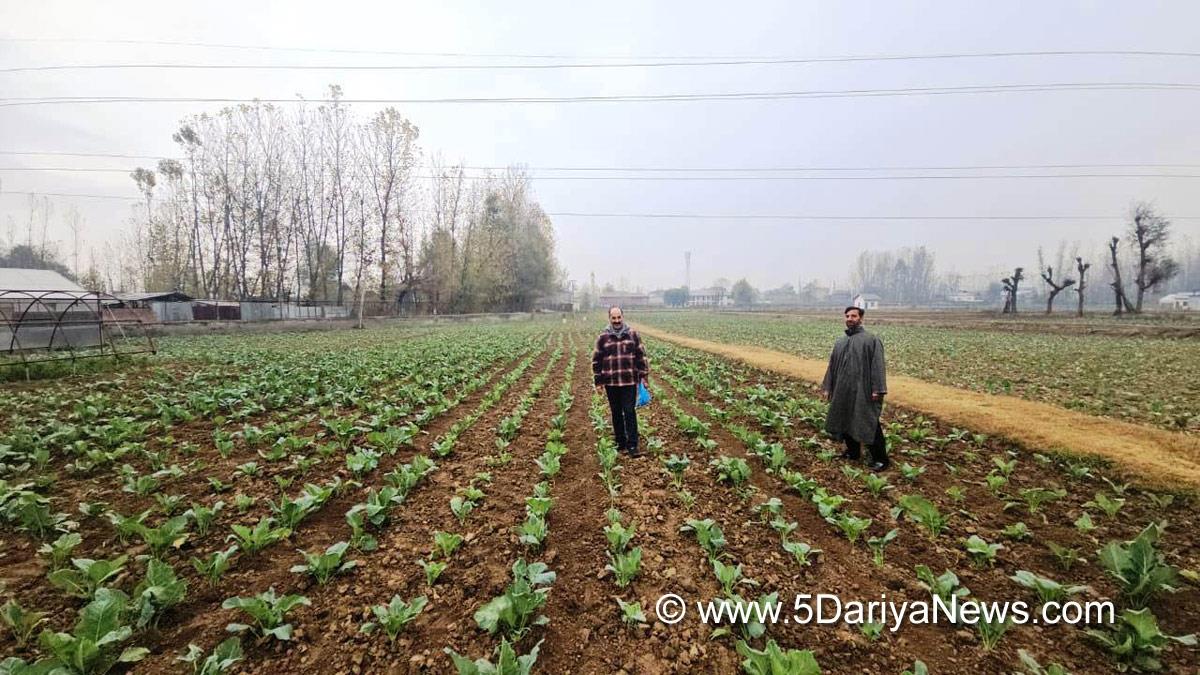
592 306 650 458
821 305 890 471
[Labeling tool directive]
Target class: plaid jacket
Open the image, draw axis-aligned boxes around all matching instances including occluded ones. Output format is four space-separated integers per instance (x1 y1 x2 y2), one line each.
592 326 649 387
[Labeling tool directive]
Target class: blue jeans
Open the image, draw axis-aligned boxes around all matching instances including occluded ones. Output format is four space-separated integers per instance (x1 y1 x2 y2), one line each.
605 385 638 452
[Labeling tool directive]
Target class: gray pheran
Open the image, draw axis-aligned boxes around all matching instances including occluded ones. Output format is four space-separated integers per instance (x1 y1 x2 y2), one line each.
821 326 888 444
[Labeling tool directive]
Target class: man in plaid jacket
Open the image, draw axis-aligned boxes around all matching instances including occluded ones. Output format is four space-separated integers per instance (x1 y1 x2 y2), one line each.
593 306 650 457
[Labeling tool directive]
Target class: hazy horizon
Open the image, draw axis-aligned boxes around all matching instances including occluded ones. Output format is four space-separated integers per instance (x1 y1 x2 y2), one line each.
3 1 1199 293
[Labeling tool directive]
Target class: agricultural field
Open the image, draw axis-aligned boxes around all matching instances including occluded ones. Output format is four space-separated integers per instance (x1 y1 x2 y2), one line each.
638 311 1200 434
1 318 1197 674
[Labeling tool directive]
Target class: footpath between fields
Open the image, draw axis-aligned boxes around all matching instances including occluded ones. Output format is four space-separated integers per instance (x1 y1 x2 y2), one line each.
638 325 1200 490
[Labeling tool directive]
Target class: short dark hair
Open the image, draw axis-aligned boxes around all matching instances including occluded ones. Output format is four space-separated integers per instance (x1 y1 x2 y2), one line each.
844 306 864 317
608 305 623 316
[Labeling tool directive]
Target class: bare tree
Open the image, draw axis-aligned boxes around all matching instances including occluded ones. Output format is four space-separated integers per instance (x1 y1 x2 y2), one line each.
1128 202 1180 312
1107 236 1136 315
1074 256 1091 317
1039 266 1075 314
1000 267 1024 314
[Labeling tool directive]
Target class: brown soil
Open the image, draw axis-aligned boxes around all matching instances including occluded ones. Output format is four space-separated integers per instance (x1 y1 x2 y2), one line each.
638 326 1200 489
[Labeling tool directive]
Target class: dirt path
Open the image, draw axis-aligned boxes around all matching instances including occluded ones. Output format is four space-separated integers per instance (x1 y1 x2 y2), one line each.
638 326 1200 489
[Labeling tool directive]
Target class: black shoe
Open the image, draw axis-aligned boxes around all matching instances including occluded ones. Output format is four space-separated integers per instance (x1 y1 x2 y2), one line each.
841 452 861 462
627 447 641 458
868 461 889 472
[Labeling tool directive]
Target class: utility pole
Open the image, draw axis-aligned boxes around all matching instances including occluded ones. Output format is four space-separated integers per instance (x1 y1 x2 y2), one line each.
684 251 691 289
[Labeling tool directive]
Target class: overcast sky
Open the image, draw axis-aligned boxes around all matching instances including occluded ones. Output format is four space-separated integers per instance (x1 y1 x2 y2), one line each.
2 1 1199 291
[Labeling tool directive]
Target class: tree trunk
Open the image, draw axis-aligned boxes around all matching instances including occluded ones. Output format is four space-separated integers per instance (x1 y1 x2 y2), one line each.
1075 257 1090 317
1108 237 1135 315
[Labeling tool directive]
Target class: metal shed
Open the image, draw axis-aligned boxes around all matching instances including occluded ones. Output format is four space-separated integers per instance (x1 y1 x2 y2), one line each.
107 291 195 322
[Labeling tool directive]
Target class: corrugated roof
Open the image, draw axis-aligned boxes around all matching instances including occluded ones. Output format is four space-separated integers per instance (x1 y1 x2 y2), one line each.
114 291 194 303
0 268 85 292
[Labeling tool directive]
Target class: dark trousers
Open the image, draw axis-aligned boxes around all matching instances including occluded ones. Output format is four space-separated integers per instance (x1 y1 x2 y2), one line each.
845 421 888 465
605 385 639 452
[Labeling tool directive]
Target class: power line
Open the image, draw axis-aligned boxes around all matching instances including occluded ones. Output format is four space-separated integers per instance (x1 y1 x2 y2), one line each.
3 82 1199 108
3 167 1199 181
8 49 1200 74
3 151 1200 172
4 38 1200 62
5 190 1200 221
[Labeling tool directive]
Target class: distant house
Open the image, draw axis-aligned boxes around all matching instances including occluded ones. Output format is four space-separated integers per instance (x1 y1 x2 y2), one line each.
948 290 980 304
686 287 727 307
1159 291 1200 311
646 290 666 307
852 293 881 310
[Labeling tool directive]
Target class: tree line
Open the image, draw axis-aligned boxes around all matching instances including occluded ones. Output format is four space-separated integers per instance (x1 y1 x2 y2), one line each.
117 85 561 314
1000 202 1189 315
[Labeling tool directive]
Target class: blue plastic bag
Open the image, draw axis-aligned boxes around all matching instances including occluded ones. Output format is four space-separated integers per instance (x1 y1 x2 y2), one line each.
636 381 651 408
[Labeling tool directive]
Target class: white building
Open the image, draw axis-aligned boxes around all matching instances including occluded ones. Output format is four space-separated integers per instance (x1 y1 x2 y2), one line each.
1158 291 1200 311
852 293 881 310
687 287 728 307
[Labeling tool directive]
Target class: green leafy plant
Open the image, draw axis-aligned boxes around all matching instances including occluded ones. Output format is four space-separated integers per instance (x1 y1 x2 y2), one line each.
915 565 970 603
963 535 1003 568
681 518 726 561
1010 570 1088 604
862 473 892 497
48 554 129 599
516 513 548 550
1074 511 1096 534
191 546 238 586
898 462 926 482
1098 523 1179 609
345 509 378 552
434 530 464 558
898 494 950 538
1086 607 1196 672
418 559 447 586
38 532 82 570
1047 541 1083 572
1086 492 1126 519
1 598 46 648
606 548 642 588
1014 487 1067 517
184 501 224 537
222 587 310 641
782 541 820 567
176 637 243 675
860 621 884 641
965 599 1011 650
290 541 359 586
227 517 290 554
735 638 820 675
473 559 556 640
709 455 751 487
132 558 188 629
867 528 899 567
616 598 646 627
1015 650 1070 675
445 638 543 675
828 512 872 543
361 595 428 642
1002 521 1032 541
136 514 191 559
603 519 635 553
35 588 148 673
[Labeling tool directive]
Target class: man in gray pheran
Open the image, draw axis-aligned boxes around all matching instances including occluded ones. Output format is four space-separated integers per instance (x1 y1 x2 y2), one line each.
820 305 890 471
